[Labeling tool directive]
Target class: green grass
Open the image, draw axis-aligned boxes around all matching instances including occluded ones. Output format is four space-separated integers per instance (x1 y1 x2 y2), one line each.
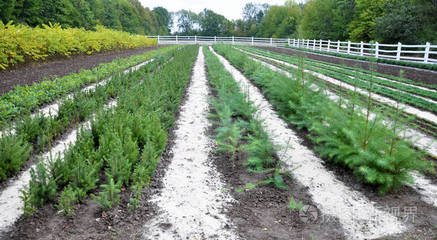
285 45 437 72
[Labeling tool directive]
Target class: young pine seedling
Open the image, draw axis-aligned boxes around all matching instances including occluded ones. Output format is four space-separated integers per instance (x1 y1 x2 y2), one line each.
288 197 304 211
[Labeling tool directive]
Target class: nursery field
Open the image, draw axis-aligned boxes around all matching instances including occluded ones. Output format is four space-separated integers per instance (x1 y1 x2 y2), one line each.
0 44 436 240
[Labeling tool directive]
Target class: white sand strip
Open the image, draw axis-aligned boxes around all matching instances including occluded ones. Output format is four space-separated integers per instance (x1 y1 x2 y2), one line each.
36 59 154 119
239 49 437 125
410 173 437 207
211 46 405 240
0 99 116 234
142 47 237 240
241 49 437 158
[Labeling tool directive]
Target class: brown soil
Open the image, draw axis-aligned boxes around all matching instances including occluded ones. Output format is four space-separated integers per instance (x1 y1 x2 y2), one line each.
259 46 437 86
207 128 345 240
0 47 159 95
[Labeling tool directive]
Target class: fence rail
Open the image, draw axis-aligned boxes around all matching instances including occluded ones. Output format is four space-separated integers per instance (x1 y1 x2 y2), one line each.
147 35 437 65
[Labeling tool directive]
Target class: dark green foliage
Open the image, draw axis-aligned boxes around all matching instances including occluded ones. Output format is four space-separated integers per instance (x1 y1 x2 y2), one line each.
199 9 234 37
244 134 276 172
0 0 169 35
0 134 32 181
27 162 58 208
56 186 78 216
92 176 121 209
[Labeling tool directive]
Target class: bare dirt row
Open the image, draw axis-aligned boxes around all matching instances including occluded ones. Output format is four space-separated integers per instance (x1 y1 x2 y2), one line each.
0 46 159 95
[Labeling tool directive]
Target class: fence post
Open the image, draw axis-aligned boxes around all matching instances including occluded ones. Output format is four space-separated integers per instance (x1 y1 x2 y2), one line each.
214 36 217 43
424 42 430 63
195 35 197 44
347 41 351 54
375 42 379 58
396 42 402 61
319 39 322 51
297 39 300 47
270 37 273 46
293 39 296 47
232 36 235 45
157 35 160 44
337 40 340 52
313 39 316 50
176 35 178 44
288 38 290 46
307 39 309 48
327 40 331 52
251 36 254 46
360 41 364 56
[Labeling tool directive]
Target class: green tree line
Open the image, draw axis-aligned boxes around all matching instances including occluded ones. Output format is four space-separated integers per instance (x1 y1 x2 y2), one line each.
174 0 437 44
0 0 172 35
1 0 436 43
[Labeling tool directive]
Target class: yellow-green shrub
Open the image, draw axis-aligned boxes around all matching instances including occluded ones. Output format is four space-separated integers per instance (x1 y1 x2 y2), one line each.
0 22 157 70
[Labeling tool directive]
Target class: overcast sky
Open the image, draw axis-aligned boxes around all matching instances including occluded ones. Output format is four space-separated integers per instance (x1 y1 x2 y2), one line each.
138 0 289 20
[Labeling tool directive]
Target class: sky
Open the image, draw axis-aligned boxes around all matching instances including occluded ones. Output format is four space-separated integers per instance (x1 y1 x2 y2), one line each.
139 0 288 21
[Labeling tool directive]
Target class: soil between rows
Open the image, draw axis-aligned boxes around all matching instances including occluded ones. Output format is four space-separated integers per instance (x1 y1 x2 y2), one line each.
0 46 159 95
258 46 437 86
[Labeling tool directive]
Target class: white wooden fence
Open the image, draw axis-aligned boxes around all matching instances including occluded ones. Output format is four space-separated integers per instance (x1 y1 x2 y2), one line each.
147 35 437 64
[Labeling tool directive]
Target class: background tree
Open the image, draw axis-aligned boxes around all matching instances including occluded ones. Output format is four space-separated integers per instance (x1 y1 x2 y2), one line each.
199 9 233 36
257 1 301 38
242 3 269 36
176 9 199 35
374 0 437 44
153 7 172 35
347 0 385 42
300 0 354 40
